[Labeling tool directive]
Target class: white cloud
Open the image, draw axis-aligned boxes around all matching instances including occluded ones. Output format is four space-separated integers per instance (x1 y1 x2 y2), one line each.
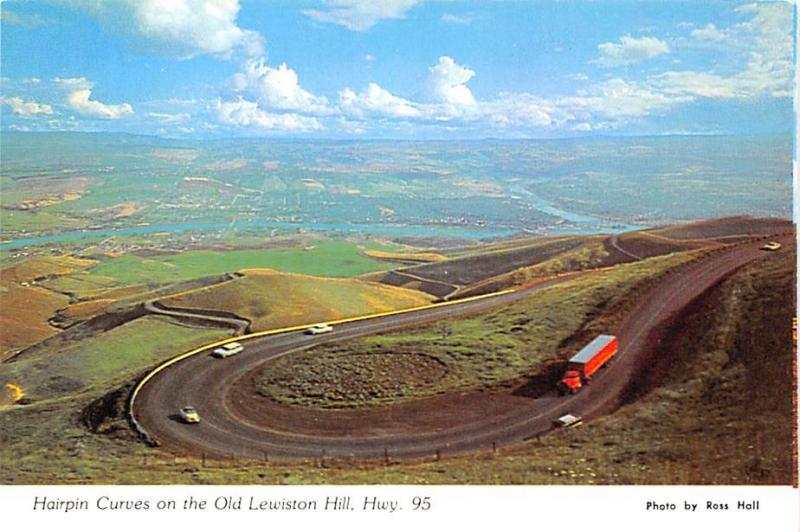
562 78 690 119
481 94 567 128
669 3 792 100
558 3 792 128
732 2 793 98
690 23 726 42
441 13 472 25
338 57 480 125
1 96 53 117
41 1 791 137
650 71 736 99
56 78 133 119
558 7 791 127
336 117 368 134
595 35 670 67
73 0 263 60
216 98 322 132
67 90 133 119
147 112 191 124
337 57 574 132
303 0 420 32
339 83 421 119
571 122 594 132
232 60 330 115
336 57 573 131
426 56 476 106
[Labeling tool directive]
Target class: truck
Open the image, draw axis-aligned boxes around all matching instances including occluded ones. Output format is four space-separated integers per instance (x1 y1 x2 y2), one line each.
558 334 618 395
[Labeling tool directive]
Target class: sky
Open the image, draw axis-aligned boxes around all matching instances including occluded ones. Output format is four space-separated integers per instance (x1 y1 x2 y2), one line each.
0 0 794 139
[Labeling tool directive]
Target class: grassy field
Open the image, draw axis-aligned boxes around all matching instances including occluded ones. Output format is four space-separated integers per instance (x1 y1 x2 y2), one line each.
0 244 793 484
0 238 416 356
0 316 228 482
159 269 434 331
256 251 692 409
0 209 84 235
0 316 226 402
42 240 400 297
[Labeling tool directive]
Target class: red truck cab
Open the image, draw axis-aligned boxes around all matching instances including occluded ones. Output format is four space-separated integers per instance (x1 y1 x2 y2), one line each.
559 370 583 394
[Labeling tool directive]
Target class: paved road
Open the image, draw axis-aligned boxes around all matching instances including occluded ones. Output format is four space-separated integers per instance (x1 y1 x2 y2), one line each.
134 235 791 460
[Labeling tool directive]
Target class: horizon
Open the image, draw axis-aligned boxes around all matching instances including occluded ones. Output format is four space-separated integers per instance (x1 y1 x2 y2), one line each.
0 129 791 144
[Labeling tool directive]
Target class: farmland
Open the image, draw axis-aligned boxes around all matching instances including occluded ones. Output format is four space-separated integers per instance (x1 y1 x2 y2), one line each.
39 240 401 299
1 133 791 247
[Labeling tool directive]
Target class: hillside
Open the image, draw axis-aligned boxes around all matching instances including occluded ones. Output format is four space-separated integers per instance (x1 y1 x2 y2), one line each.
158 268 435 331
0 255 97 358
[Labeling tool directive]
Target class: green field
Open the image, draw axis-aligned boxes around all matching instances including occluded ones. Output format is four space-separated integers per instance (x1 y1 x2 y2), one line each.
43 240 402 297
0 209 83 234
0 316 226 401
91 240 398 282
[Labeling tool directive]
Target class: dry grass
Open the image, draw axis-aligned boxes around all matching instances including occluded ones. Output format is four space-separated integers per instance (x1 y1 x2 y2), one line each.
0 284 69 359
362 249 447 262
0 255 97 283
57 299 117 322
613 232 704 258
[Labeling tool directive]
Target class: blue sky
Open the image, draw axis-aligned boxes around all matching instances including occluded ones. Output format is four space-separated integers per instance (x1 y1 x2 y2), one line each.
0 0 794 139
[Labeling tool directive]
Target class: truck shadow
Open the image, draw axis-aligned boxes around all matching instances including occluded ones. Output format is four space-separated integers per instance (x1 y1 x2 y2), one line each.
511 362 564 399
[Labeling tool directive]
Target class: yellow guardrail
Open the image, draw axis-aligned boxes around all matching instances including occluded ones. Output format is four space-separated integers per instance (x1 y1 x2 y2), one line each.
128 287 516 445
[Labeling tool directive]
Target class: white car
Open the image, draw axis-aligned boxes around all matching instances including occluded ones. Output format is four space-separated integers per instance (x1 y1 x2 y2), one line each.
180 406 200 424
306 323 333 335
554 414 583 428
213 342 244 358
760 241 782 251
